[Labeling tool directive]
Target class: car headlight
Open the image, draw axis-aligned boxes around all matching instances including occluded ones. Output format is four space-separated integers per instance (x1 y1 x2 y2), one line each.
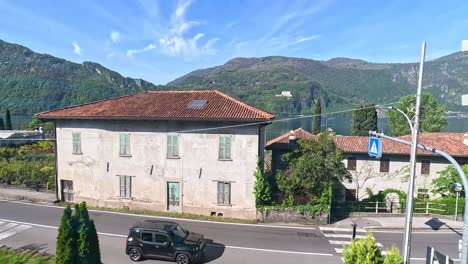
128 237 133 242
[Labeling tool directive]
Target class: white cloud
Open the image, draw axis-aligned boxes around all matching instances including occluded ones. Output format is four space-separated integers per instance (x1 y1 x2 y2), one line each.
127 43 156 57
110 31 121 43
72 42 82 56
157 0 218 58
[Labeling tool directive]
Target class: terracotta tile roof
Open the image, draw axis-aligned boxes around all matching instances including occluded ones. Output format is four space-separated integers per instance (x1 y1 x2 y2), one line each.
266 129 468 157
36 90 275 121
266 128 315 146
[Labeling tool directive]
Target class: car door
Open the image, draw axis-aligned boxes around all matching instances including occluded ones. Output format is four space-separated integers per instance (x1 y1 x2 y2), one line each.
140 231 161 257
154 232 173 259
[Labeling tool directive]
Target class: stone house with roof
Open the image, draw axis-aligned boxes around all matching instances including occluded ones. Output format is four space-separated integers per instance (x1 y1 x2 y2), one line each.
266 128 468 201
37 90 275 219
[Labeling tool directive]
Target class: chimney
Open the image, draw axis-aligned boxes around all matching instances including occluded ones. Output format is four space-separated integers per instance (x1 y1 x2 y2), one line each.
288 130 295 141
464 133 468 146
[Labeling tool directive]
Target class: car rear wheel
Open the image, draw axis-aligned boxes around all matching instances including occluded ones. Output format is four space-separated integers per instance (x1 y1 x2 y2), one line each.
129 248 143 261
176 253 191 264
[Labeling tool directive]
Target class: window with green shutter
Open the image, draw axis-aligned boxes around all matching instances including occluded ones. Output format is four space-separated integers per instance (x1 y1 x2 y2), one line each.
72 132 81 154
119 133 131 156
167 134 179 158
119 176 132 198
217 181 231 205
218 135 232 160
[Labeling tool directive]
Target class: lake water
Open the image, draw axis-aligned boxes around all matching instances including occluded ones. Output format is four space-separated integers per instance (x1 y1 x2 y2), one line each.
9 113 468 141
266 115 468 141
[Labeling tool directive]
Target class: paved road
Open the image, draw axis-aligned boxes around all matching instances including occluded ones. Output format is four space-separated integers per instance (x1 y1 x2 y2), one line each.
0 199 462 263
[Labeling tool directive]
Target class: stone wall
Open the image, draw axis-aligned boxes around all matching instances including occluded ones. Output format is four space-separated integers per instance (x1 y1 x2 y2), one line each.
257 209 329 224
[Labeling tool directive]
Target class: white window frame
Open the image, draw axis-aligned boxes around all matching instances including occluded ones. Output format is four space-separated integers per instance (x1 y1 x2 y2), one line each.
217 181 231 205
119 175 132 198
218 135 232 160
119 133 131 157
167 134 179 158
72 132 82 155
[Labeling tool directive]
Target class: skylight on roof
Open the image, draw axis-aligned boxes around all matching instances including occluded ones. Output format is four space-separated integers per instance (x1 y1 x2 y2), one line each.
187 100 208 109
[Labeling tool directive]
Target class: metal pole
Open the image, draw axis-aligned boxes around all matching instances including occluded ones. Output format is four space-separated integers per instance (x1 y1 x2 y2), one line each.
455 191 459 221
403 41 426 264
369 131 468 264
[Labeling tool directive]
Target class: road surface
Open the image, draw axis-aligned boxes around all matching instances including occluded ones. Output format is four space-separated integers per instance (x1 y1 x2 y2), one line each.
0 199 461 263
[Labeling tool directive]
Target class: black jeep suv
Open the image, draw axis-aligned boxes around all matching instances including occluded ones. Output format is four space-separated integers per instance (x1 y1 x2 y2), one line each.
125 220 206 264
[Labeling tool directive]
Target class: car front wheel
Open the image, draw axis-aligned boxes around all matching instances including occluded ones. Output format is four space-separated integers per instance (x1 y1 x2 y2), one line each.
176 253 191 264
129 248 143 261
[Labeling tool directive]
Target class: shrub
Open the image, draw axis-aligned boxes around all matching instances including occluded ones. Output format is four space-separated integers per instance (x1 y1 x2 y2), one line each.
343 233 384 264
383 246 403 264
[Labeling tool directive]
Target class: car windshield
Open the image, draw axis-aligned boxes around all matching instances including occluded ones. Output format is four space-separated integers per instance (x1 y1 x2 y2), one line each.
171 225 188 242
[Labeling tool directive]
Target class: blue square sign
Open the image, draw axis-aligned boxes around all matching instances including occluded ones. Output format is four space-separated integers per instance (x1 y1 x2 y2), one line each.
368 137 382 158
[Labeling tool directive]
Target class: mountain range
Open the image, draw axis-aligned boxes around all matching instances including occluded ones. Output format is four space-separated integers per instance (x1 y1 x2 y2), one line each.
0 39 466 116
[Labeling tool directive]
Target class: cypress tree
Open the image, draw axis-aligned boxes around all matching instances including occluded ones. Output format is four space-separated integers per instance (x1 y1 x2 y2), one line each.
312 98 322 134
351 103 378 136
77 202 92 264
88 219 102 264
0 118 4 130
56 205 77 264
4 109 12 130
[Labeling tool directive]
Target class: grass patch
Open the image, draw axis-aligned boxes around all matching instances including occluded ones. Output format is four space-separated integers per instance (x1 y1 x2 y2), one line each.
56 202 257 224
0 246 54 264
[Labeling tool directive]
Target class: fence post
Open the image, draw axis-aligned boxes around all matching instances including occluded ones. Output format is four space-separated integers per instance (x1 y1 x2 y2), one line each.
376 202 378 214
426 201 429 214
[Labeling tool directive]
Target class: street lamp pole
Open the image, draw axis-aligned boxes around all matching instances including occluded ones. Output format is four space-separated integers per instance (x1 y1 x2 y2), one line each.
402 41 426 264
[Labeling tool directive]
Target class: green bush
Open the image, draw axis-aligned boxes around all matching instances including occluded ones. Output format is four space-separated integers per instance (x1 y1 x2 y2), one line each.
0 247 54 264
343 233 403 264
343 233 384 264
383 246 403 264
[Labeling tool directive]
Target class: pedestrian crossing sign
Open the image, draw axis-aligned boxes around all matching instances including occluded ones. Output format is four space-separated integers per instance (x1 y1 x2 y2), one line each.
368 137 382 158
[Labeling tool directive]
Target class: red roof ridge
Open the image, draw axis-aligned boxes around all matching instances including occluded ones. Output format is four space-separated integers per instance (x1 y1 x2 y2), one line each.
36 91 150 117
266 127 312 146
213 90 275 120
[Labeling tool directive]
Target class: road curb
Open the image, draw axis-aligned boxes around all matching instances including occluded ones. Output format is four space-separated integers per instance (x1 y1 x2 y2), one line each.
0 192 55 205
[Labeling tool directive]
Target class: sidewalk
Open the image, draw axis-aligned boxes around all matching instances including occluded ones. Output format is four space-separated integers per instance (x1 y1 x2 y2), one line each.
332 216 464 232
0 186 56 204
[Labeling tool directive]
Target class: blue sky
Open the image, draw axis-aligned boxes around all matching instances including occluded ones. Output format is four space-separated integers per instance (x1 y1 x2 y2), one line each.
0 0 467 84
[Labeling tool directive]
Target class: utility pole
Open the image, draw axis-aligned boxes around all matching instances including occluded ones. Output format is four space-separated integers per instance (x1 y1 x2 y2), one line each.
403 41 426 264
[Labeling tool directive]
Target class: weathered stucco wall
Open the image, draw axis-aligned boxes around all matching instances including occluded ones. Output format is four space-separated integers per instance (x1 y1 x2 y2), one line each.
342 153 464 200
55 119 263 219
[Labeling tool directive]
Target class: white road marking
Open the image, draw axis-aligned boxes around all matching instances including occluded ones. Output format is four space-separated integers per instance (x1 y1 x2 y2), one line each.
323 233 366 239
0 223 17 233
0 200 316 230
0 218 334 257
335 248 386 255
0 225 31 240
329 240 383 247
319 226 366 233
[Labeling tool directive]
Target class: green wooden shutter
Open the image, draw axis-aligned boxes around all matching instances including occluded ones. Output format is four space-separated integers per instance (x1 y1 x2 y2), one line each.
224 182 231 205
217 182 223 204
72 132 81 154
119 134 125 156
225 136 231 160
173 135 179 157
120 133 130 156
218 136 225 159
126 176 132 198
119 176 125 197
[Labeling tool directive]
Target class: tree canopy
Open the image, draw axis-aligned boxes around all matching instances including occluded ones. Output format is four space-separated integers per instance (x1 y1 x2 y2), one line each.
388 93 447 136
431 165 468 197
351 103 377 136
277 132 350 206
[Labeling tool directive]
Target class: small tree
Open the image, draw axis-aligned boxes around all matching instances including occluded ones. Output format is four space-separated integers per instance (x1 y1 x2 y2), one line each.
388 93 447 136
4 109 12 130
312 98 322 134
351 103 377 136
431 165 468 197
383 245 403 264
88 219 101 264
254 157 273 207
343 233 384 264
56 205 77 264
